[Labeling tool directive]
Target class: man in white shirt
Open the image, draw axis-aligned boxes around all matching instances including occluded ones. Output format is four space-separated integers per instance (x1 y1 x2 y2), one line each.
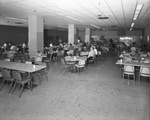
93 46 97 55
87 46 95 65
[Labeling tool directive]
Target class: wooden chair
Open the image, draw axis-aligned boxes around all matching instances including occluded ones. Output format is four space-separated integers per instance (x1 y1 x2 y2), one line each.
75 59 87 74
37 61 50 85
11 70 32 97
60 58 71 74
0 68 14 93
122 65 135 84
139 66 150 83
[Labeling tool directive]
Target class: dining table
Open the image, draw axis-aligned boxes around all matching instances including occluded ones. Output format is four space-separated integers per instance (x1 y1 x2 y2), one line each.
0 60 46 73
64 56 87 72
65 56 87 62
0 60 46 90
116 59 150 82
116 59 150 67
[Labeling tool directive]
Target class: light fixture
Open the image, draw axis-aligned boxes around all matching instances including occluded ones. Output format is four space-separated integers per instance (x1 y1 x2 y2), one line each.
57 13 84 23
147 35 149 42
136 4 143 11
133 4 143 21
131 23 134 27
90 24 100 29
133 17 137 20
5 17 27 21
130 28 132 31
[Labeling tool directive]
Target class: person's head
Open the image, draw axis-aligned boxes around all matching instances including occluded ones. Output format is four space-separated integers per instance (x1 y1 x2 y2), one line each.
49 43 53 47
37 51 40 53
90 46 93 51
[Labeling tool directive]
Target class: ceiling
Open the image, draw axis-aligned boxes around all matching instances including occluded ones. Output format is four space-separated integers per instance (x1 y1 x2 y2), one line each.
0 0 150 31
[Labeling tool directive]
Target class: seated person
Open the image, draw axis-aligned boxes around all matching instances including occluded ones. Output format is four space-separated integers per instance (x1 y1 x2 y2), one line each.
130 44 136 56
93 46 98 58
35 51 42 63
86 46 95 65
52 46 57 60
57 48 64 59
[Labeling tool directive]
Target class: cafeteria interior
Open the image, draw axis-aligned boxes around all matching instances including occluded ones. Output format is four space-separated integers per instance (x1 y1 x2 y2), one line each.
0 41 149 120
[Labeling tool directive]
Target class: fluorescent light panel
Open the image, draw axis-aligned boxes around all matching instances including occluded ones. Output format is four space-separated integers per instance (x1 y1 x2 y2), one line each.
130 28 132 31
136 4 143 11
5 17 27 21
133 4 143 21
131 23 134 27
135 11 140 15
90 24 100 29
57 13 84 23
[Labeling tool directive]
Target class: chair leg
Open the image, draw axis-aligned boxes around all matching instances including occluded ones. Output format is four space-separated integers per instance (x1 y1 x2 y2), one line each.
19 84 24 98
39 76 43 85
8 81 14 93
139 75 141 83
45 75 48 81
133 75 135 85
127 75 130 85
63 67 69 75
0 80 5 91
30 81 33 92
11 82 18 94
78 68 81 75
60 67 64 73
122 73 125 82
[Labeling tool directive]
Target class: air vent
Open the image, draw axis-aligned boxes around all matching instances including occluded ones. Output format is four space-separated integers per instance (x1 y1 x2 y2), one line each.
14 22 23 24
98 16 109 19
97 14 109 19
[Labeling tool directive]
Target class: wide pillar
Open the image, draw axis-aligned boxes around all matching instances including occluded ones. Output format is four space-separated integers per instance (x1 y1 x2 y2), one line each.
68 24 77 44
85 27 91 43
28 15 43 56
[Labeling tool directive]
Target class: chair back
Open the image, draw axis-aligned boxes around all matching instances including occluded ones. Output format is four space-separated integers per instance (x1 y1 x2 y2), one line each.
35 56 42 62
1 68 11 79
12 71 22 82
140 67 150 74
4 59 10 61
124 65 134 72
78 59 86 66
60 58 66 65
25 61 32 64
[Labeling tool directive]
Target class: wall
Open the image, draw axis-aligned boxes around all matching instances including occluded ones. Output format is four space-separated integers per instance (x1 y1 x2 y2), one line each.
78 29 85 41
0 25 68 46
143 24 150 50
91 30 118 41
126 30 143 36
44 29 68 46
0 25 28 46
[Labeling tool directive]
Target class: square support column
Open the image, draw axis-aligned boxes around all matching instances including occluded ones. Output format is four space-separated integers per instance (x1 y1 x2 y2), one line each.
85 27 91 43
28 15 43 56
68 24 77 44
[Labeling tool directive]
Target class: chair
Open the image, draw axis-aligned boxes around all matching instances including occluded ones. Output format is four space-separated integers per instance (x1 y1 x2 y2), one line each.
75 59 86 74
139 66 150 83
0 68 14 93
11 70 32 97
37 61 50 84
122 65 135 84
60 58 71 74
88 56 95 65
25 61 32 64
4 58 10 61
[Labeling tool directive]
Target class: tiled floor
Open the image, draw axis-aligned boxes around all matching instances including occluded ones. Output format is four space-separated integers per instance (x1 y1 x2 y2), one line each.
0 51 149 120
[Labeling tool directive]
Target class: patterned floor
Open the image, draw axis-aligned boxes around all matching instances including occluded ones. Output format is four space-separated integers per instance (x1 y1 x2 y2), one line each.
0 51 149 120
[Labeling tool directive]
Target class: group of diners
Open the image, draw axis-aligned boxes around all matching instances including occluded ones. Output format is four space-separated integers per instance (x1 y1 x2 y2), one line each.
44 41 103 65
116 42 150 84
1 42 28 54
